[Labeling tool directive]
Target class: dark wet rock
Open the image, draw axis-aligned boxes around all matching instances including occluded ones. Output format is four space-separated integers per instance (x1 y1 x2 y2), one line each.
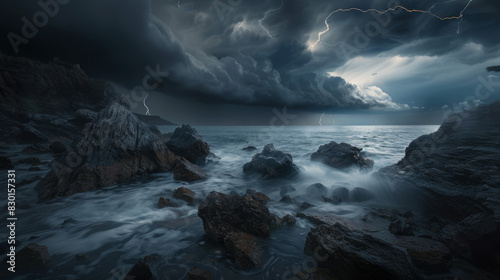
245 189 271 204
376 101 500 264
300 202 314 210
72 109 98 125
173 187 196 205
3 243 50 270
197 191 272 243
311 141 374 171
350 187 375 202
174 158 207 182
242 146 257 151
22 144 50 154
323 196 342 205
157 197 179 208
331 187 349 202
306 183 328 198
389 220 415 236
18 176 42 186
28 166 42 171
394 236 452 273
282 214 296 225
437 213 500 262
187 267 213 280
304 224 423 280
280 195 295 204
18 157 42 166
0 156 14 169
48 141 67 154
166 124 211 165
35 104 177 201
224 231 262 269
270 214 283 230
242 144 300 179
0 54 129 144
403 211 414 219
123 258 153 280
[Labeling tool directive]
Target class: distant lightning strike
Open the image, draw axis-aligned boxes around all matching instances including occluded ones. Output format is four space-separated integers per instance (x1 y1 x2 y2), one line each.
312 2 473 48
259 0 284 38
143 94 151 116
319 113 325 126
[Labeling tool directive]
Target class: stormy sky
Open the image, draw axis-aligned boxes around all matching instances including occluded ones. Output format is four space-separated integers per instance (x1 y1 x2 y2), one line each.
1 0 499 125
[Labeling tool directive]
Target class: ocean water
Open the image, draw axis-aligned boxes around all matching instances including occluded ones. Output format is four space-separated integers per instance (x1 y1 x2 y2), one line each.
1 125 439 280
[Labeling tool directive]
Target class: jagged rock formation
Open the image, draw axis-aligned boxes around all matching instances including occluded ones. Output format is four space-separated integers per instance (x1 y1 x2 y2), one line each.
311 141 374 171
243 144 300 179
35 103 177 201
166 124 211 165
376 101 500 266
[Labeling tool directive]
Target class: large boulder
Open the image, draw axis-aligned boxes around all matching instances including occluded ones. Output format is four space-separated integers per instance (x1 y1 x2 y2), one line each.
242 144 300 179
311 141 374 171
394 236 452 273
123 258 153 280
198 191 272 243
174 158 207 182
198 191 275 269
35 104 177 201
223 231 262 269
376 101 500 264
166 124 211 165
304 224 423 280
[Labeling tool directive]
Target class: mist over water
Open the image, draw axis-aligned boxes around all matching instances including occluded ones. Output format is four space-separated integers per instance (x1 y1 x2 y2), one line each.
2 125 439 279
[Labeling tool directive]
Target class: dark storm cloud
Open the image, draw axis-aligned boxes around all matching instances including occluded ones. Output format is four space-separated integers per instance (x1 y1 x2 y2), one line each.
487 66 500 72
1 0 499 111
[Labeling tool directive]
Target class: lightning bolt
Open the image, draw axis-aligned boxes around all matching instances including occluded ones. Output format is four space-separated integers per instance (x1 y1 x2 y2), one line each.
143 93 151 116
457 0 473 34
319 112 325 126
312 2 471 48
259 0 284 38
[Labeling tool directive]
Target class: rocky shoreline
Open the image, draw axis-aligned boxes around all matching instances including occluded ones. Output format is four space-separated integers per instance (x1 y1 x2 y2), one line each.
1 54 499 279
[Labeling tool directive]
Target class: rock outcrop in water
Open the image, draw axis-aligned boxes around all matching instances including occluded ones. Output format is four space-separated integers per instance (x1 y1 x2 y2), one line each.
377 101 500 268
198 191 276 269
304 223 423 280
166 124 211 165
242 144 300 179
174 158 207 182
311 141 374 171
35 103 177 201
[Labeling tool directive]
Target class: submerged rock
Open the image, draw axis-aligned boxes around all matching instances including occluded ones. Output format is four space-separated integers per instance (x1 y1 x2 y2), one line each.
35 104 177 201
173 187 196 205
242 144 300 179
311 141 374 171
304 224 423 280
157 197 178 208
223 231 262 269
187 267 213 280
350 187 375 202
1 243 50 272
198 191 272 243
123 258 153 280
167 124 211 165
174 158 207 182
242 146 257 151
306 183 328 198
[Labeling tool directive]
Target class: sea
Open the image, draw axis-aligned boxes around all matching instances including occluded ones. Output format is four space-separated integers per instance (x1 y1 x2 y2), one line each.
1 125 439 280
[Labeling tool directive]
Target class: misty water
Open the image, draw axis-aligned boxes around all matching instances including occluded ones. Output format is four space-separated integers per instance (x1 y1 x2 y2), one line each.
2 125 439 280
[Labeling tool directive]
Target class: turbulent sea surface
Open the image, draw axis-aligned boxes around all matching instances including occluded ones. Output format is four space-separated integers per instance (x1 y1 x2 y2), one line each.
2 125 439 280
